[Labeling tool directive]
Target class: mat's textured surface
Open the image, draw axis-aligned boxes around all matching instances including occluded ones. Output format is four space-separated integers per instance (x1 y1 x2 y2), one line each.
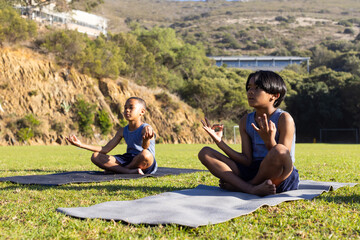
56 180 357 227
0 167 206 186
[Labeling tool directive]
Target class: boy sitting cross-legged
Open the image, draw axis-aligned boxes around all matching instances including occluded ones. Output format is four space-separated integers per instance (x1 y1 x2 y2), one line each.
66 97 157 175
198 71 299 196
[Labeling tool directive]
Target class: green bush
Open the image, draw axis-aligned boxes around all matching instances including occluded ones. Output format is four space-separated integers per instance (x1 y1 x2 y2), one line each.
344 28 355 34
118 118 128 128
155 92 179 111
257 38 275 49
96 109 112 135
16 114 41 137
51 121 65 135
16 127 34 143
38 29 88 67
338 20 353 27
74 98 96 137
173 124 181 134
0 6 37 44
274 16 295 23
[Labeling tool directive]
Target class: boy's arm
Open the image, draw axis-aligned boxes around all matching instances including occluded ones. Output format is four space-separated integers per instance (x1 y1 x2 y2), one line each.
277 112 295 151
66 128 123 154
201 117 252 166
217 115 253 166
141 125 155 149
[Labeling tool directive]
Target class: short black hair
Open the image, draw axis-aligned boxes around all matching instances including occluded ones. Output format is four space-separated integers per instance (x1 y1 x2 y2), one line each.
246 71 287 107
126 97 146 109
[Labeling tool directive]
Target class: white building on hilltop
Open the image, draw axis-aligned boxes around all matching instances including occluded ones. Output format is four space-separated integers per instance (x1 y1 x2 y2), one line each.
16 2 107 37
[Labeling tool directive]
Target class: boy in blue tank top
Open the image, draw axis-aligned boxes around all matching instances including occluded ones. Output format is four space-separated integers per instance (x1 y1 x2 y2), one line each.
198 71 299 196
66 97 157 175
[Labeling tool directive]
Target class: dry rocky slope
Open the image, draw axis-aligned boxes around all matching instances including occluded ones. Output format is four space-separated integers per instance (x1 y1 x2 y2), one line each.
0 47 209 145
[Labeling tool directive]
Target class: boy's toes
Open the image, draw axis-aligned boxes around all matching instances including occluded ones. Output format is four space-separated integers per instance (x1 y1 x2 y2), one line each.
138 168 144 175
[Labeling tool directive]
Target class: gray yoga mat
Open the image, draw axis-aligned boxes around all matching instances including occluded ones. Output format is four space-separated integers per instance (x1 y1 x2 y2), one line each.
0 167 206 186
57 180 357 227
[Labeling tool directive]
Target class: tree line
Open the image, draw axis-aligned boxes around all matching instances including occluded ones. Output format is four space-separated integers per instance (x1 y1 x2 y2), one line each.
1 3 359 142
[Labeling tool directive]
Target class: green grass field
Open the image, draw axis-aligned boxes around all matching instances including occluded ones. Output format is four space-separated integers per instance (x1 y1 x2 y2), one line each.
0 144 359 239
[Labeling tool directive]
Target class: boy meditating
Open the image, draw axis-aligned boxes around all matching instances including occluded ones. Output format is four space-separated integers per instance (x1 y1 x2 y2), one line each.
66 97 157 175
198 70 299 196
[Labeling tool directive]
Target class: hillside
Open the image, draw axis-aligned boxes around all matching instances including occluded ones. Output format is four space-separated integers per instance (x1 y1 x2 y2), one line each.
0 47 210 145
85 0 360 56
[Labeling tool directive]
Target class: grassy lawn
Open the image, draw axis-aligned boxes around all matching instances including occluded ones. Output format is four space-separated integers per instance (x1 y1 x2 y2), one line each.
0 144 359 239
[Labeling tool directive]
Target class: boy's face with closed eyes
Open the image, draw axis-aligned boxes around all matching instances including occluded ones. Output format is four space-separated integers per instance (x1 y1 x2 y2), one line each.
123 98 145 121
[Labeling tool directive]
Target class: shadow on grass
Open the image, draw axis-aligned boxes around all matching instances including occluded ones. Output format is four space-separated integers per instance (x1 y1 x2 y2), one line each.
0 180 195 195
0 169 58 173
316 193 360 204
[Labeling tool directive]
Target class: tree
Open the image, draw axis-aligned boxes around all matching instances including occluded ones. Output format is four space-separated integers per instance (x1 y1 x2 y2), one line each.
340 77 360 130
39 29 88 67
310 45 337 70
12 0 67 8
286 69 354 142
10 0 70 17
109 32 156 85
82 35 127 79
0 6 37 44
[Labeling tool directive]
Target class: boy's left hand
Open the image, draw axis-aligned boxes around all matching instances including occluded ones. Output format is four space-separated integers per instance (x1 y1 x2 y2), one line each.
143 125 154 140
201 118 223 143
251 113 276 144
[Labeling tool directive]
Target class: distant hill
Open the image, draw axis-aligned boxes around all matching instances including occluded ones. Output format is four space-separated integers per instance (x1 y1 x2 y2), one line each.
81 0 360 56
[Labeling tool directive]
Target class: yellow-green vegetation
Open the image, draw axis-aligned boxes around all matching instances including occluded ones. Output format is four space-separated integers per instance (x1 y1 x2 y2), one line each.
0 144 359 239
0 3 37 44
2 1 360 143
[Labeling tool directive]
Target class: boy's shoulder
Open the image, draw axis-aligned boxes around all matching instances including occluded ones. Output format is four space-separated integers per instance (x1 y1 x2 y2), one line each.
278 111 295 127
127 123 152 132
239 112 251 127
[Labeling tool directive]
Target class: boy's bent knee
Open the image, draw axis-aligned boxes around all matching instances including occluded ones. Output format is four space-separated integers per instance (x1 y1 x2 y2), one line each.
269 144 291 165
138 150 154 169
91 152 97 161
198 146 209 159
198 146 214 163
91 152 101 164
270 144 289 155
141 149 153 161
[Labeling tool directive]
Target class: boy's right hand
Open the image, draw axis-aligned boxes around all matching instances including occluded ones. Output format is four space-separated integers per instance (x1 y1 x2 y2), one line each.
142 125 155 140
66 135 82 147
201 118 223 143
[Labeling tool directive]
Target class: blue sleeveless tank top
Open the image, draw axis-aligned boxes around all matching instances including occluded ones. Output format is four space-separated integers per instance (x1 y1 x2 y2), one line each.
246 109 295 163
123 123 156 160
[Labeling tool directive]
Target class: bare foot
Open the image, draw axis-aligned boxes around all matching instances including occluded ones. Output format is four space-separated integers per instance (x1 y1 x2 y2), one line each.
127 168 145 175
251 179 276 196
219 179 238 192
104 170 116 174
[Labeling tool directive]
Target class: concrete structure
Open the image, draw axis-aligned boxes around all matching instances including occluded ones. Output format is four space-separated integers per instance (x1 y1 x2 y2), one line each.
16 3 107 37
210 56 310 72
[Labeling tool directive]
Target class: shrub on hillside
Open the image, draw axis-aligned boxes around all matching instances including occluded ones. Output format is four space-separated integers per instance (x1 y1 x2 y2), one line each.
275 16 295 23
17 114 41 136
51 121 65 135
0 6 37 44
16 127 34 143
96 109 112 135
38 29 88 66
15 114 42 142
155 92 179 111
74 98 96 137
257 38 275 49
38 30 127 78
344 28 355 34
338 20 353 27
